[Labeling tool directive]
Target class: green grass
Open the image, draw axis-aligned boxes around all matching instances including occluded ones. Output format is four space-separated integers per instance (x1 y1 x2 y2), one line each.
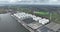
34 12 49 15
34 11 50 19
34 11 60 24
51 12 60 24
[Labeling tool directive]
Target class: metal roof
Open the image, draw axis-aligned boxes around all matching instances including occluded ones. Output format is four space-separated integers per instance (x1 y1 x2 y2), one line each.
45 22 60 31
13 12 49 25
27 22 43 29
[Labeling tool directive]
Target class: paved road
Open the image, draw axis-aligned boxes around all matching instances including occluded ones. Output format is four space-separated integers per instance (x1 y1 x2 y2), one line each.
0 13 30 32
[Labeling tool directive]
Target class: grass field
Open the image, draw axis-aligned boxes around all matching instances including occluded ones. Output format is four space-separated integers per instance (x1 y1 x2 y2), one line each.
34 11 60 24
34 12 49 15
34 11 50 19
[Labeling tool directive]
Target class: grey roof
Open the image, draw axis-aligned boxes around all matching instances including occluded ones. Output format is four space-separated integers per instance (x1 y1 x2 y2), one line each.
27 22 43 29
36 22 60 32
22 17 35 24
45 22 60 31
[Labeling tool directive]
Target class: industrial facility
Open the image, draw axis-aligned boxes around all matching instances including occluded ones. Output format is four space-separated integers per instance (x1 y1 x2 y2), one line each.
11 12 49 32
11 12 60 32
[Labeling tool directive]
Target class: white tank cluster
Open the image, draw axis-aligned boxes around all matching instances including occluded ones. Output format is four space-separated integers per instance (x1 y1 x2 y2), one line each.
39 18 49 25
13 12 49 25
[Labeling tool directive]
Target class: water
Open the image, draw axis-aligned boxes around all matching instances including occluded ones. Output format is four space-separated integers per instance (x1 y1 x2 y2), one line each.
0 13 30 32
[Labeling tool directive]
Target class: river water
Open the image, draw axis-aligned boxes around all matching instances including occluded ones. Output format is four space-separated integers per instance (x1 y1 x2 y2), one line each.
0 13 30 32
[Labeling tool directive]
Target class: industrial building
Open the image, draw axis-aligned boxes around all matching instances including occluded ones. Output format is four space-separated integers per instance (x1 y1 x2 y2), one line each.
11 12 60 32
0 13 60 32
12 12 49 24
11 12 50 32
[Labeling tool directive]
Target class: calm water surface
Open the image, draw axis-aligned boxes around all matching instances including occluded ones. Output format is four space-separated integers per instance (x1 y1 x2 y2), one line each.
0 13 30 32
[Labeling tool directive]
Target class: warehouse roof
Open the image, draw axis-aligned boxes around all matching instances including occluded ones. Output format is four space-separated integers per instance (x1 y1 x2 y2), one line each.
13 12 49 25
45 22 60 31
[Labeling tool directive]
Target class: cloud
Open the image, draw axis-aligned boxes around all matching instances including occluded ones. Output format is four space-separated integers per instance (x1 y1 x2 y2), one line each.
0 0 60 5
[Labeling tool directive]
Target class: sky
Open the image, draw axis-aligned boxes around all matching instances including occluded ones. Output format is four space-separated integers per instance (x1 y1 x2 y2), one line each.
0 0 60 5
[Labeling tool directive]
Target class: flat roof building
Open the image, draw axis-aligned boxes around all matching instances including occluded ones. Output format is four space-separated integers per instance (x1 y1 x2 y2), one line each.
13 12 49 25
39 18 49 25
45 22 60 32
11 12 50 32
22 17 35 24
27 22 43 30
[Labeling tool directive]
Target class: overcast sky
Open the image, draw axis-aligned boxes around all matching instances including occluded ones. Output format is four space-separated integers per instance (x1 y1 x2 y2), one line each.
0 0 60 5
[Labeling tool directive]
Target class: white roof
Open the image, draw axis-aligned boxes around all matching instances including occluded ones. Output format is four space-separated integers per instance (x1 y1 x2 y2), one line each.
39 18 49 25
33 17 42 21
14 14 21 18
13 13 31 19
13 12 49 25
